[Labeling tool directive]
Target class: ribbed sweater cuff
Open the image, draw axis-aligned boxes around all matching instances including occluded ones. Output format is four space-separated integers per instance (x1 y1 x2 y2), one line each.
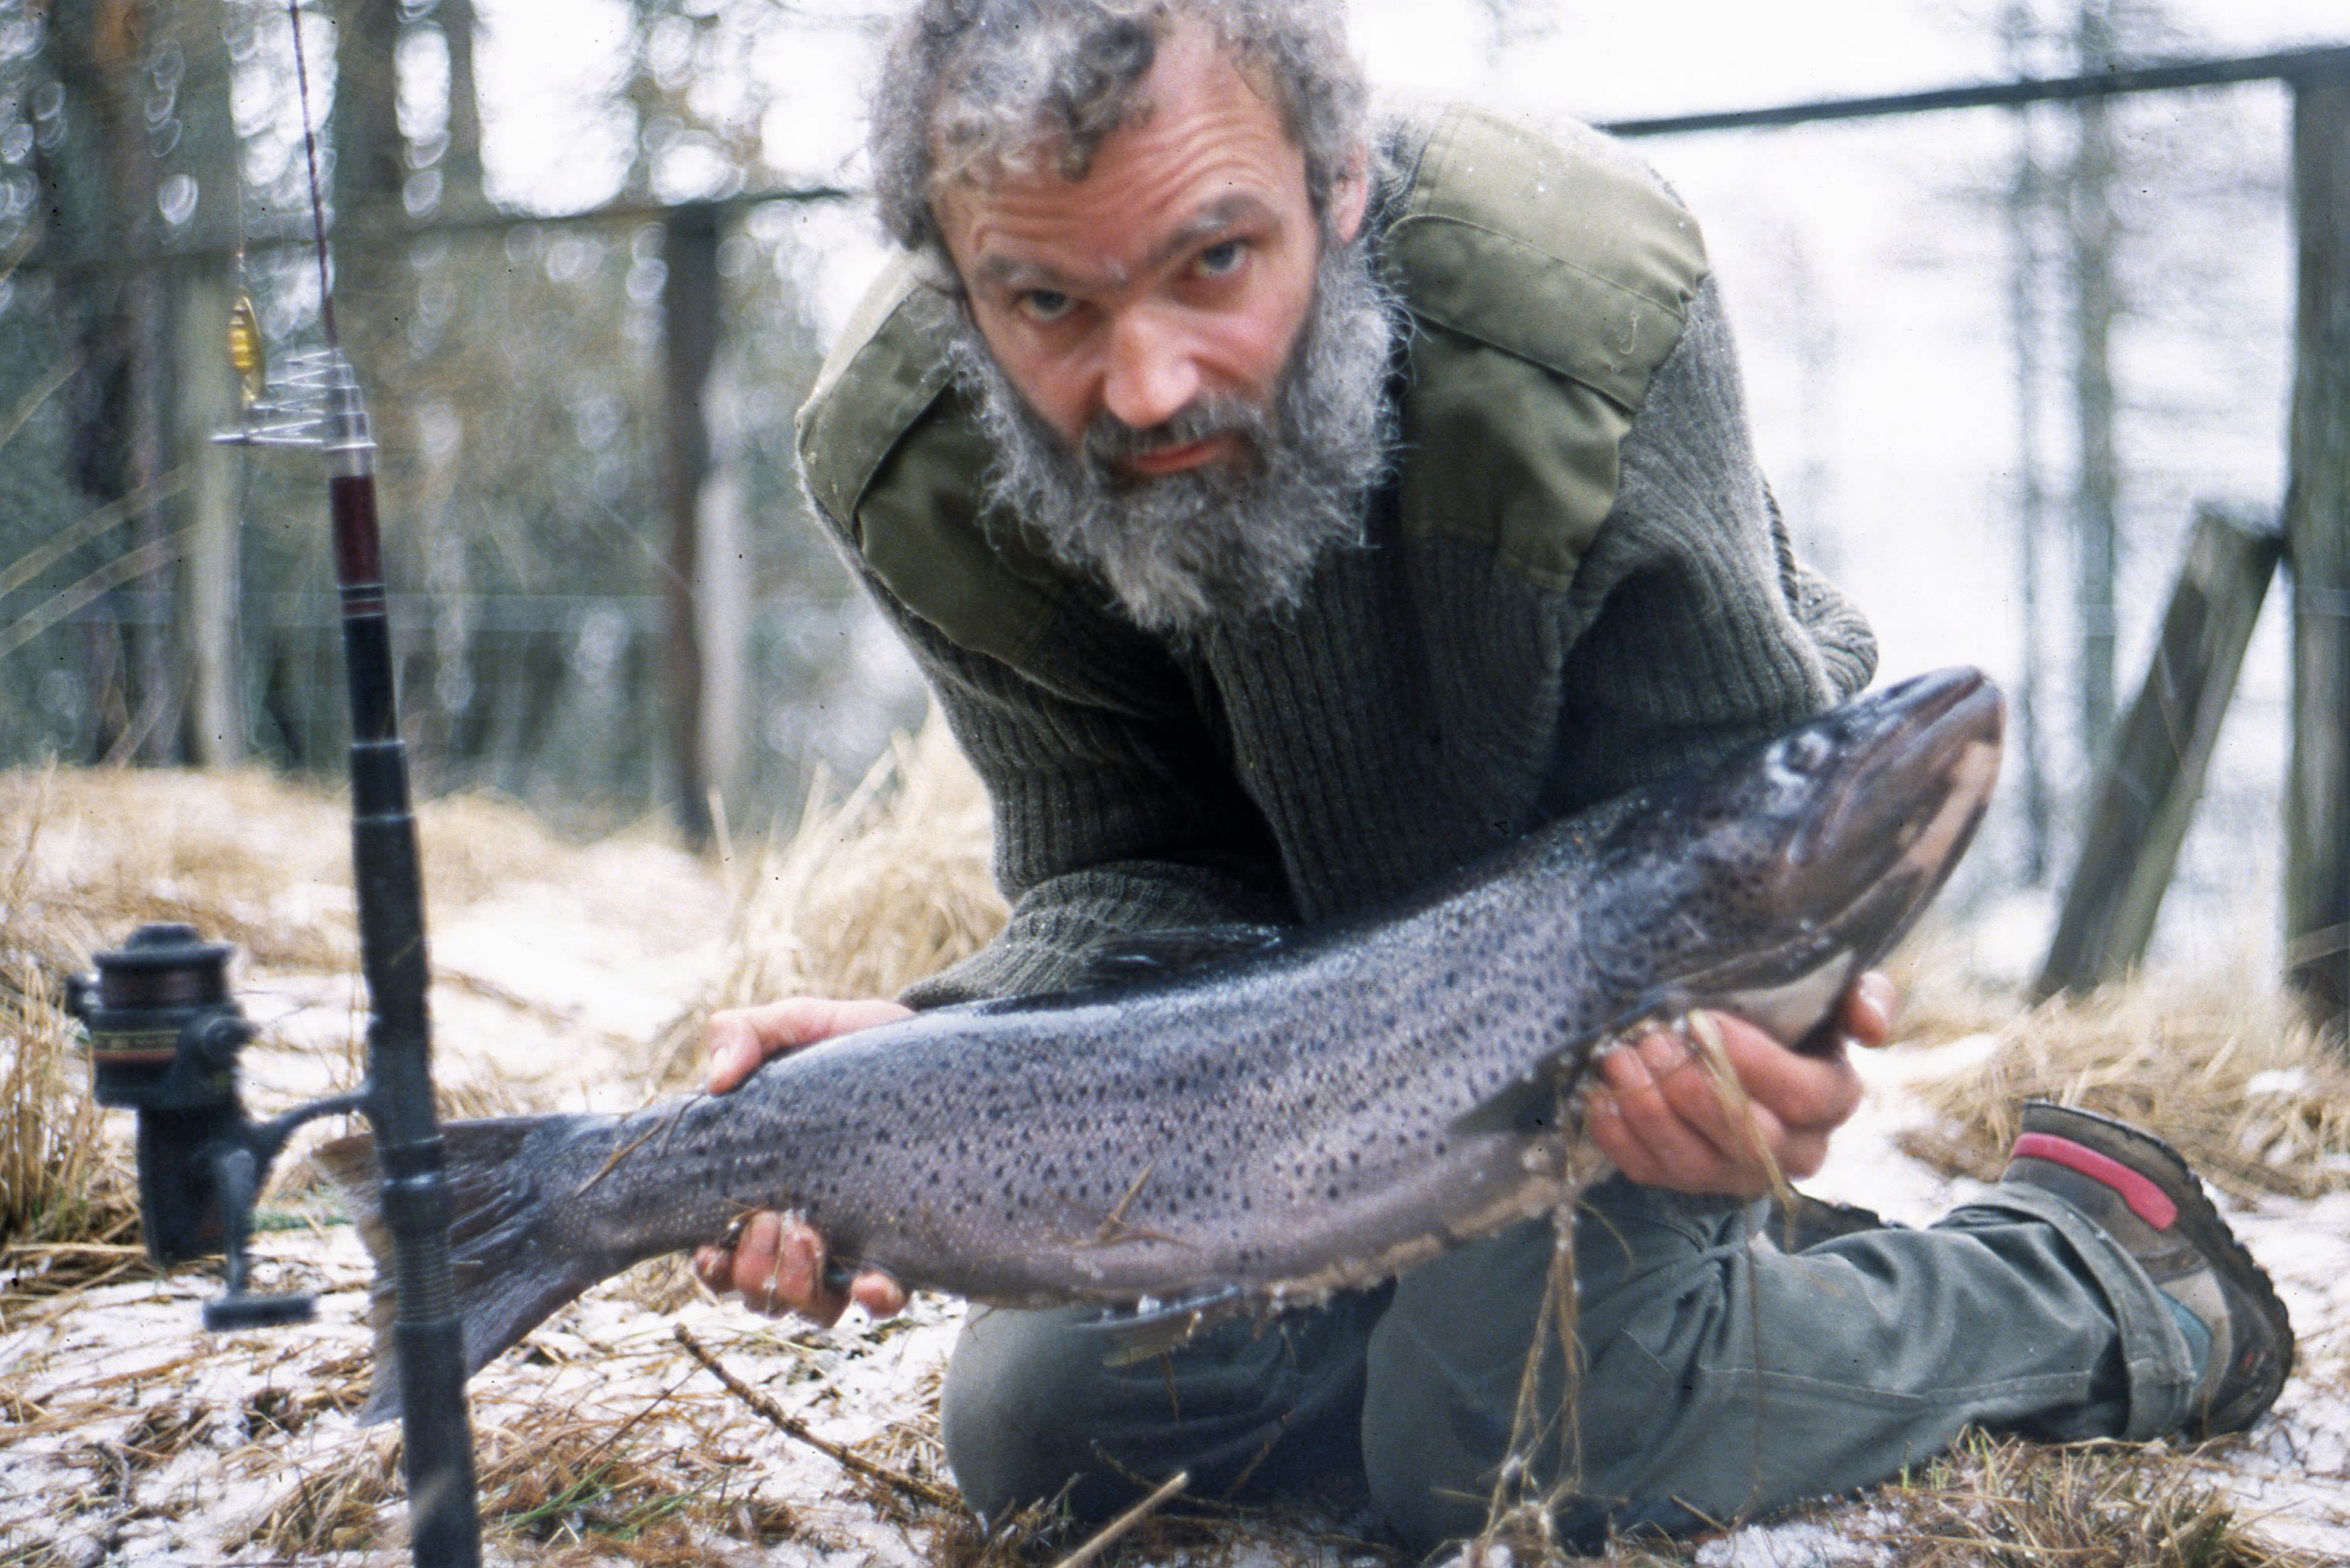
898 862 1289 1008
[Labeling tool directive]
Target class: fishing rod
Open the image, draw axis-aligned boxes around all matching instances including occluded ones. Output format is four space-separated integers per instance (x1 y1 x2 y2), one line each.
69 3 484 1562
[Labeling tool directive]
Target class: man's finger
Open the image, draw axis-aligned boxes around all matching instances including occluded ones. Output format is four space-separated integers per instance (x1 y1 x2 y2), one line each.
725 1211 784 1311
1596 1036 1742 1191
706 1029 766 1098
1704 1011 1864 1134
1585 1090 1664 1185
1654 1046 1792 1174
1841 971 1899 1049
691 1244 731 1293
1779 1129 1834 1182
705 998 915 1095
771 1217 837 1324
852 1272 908 1319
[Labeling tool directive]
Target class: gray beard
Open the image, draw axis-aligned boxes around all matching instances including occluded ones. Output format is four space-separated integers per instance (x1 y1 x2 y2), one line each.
947 233 1400 640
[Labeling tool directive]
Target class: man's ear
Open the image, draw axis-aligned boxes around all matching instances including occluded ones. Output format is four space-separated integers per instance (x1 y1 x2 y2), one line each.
1328 144 1370 245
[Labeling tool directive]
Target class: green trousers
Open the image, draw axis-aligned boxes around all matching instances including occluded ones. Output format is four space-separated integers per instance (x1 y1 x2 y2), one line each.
938 1173 2200 1553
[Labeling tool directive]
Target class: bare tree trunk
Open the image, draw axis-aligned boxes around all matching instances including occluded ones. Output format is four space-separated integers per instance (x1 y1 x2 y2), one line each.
175 260 243 764
2067 0 2124 766
2005 1 2055 884
330 0 405 229
660 205 722 846
171 0 247 764
329 0 408 384
2285 64 2350 1036
50 0 175 763
437 0 487 213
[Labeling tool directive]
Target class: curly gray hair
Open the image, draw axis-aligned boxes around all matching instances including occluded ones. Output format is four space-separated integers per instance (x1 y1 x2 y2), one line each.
869 0 1370 267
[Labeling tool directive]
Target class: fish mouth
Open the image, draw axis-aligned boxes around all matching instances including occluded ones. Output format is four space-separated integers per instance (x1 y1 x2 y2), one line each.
1794 667 2004 880
1674 668 2004 1040
1789 667 2004 973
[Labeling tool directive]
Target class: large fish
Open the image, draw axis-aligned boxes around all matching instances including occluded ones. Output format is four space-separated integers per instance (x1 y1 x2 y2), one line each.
318 666 2003 1422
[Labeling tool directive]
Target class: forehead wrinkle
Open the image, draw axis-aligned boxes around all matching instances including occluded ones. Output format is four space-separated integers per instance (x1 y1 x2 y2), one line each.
1146 193 1279 270
970 252 1127 294
962 178 1286 299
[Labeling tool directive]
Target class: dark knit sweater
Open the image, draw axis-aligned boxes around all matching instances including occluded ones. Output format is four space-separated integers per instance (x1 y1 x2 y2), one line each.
794 109 1878 1008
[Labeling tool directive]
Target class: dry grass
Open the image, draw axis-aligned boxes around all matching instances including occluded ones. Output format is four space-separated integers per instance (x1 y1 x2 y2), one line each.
1851 1430 2325 1567
236 1428 400 1557
0 953 136 1255
650 716 1004 1087
1880 917 2033 1044
1 762 656 977
233 1380 905 1563
0 761 694 1275
1436 1432 2322 1568
2 764 361 974
0 774 140 1272
1893 965 2350 1203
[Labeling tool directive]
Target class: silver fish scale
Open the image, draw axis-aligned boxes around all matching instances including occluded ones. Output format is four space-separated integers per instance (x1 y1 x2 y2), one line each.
560 839 1607 1309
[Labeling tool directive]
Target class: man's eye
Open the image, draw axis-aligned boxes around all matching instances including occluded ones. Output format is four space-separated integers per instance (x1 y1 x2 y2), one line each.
1016 289 1074 323
1194 240 1246 278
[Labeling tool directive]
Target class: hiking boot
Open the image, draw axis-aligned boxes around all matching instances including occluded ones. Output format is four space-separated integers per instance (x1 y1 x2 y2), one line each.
1998 1100 2293 1439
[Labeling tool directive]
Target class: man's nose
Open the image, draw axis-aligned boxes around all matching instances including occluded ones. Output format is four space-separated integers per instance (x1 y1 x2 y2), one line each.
1099 308 1204 433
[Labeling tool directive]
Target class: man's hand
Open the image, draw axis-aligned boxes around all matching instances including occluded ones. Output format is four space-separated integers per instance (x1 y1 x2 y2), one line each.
688 998 915 1326
1583 971 1897 1197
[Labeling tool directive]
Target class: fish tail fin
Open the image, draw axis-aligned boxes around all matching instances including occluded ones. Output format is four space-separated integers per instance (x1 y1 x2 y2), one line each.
313 1114 621 1425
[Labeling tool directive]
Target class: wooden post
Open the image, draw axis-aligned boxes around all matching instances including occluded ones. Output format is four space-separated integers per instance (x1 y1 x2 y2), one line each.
2035 505 2283 999
2286 63 2350 1036
174 260 243 764
660 204 722 846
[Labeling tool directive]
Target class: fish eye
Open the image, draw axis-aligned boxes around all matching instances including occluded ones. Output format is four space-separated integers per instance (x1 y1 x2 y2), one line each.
1773 732 1835 777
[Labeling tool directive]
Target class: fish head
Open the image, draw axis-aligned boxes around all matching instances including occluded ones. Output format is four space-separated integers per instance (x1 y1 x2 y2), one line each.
1594 666 2004 1046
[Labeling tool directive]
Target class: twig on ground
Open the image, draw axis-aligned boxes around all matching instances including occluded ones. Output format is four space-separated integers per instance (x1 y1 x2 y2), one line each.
1049 1470 1189 1568
672 1323 960 1510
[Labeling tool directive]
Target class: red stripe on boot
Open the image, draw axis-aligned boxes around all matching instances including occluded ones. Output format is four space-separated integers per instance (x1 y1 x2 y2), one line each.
2011 1132 2179 1231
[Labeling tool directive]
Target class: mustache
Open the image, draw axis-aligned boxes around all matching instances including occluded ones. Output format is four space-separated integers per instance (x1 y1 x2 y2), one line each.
1079 394 1273 476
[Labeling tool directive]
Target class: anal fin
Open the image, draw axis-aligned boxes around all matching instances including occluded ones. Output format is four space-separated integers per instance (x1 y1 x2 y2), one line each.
1073 1285 1253 1365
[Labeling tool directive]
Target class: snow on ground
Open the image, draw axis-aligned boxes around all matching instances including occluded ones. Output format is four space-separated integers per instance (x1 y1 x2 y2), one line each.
5 835 2348 1564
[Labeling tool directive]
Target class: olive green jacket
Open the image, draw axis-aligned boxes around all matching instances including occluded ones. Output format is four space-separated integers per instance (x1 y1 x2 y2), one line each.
795 106 1876 1006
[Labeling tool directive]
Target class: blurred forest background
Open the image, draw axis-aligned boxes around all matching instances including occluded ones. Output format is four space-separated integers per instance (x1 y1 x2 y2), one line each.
0 0 2341 979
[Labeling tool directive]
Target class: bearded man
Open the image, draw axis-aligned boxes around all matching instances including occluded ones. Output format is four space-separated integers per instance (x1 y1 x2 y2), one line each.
690 0 2291 1551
